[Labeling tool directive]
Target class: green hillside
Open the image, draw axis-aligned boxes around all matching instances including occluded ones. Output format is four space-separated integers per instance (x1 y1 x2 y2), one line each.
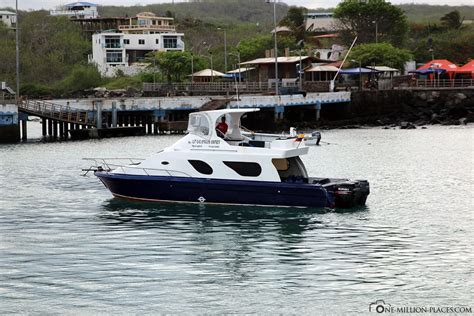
99 0 289 27
398 4 474 23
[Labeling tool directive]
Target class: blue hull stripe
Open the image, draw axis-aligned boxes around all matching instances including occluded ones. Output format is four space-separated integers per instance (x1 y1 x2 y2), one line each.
95 172 332 208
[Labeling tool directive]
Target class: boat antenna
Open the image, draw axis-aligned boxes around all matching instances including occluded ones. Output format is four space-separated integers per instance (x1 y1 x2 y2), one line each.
330 36 357 92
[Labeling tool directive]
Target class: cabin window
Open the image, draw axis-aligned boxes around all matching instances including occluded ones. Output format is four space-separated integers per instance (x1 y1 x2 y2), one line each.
161 161 169 165
188 160 213 175
272 158 289 171
139 39 145 45
273 157 308 181
224 161 262 177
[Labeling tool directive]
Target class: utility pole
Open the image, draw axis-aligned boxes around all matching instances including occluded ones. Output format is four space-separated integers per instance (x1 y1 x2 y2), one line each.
15 0 20 101
266 0 279 95
217 27 227 73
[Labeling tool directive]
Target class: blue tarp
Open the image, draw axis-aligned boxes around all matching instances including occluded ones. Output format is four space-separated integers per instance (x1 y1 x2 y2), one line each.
65 2 97 7
410 68 446 75
339 67 379 75
222 73 243 79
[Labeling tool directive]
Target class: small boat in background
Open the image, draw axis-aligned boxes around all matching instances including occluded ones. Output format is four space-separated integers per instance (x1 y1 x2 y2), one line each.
242 127 322 146
87 109 369 208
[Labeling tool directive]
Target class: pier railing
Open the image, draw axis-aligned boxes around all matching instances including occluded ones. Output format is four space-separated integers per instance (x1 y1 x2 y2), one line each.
413 79 474 88
18 99 93 125
392 77 474 89
144 82 272 94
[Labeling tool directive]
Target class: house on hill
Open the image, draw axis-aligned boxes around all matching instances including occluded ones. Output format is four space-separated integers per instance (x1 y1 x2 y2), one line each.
0 10 16 28
89 12 185 77
50 1 99 19
305 12 338 33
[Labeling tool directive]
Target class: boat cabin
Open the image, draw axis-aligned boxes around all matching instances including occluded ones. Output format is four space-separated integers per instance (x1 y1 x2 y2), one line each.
159 108 310 183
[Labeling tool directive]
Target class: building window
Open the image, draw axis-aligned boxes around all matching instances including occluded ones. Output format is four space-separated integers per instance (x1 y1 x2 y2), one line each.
163 36 177 49
123 39 130 45
139 39 145 45
106 51 122 63
224 162 262 177
105 37 121 48
188 160 213 175
155 39 159 45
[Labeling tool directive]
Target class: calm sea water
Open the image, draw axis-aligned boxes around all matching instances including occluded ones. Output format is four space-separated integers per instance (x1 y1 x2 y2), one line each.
0 122 472 314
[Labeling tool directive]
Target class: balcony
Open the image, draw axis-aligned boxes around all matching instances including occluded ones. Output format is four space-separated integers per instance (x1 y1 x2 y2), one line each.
118 24 176 32
49 9 98 18
103 43 122 49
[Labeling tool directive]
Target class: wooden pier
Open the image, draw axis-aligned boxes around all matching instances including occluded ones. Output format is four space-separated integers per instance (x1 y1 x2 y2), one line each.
17 99 175 141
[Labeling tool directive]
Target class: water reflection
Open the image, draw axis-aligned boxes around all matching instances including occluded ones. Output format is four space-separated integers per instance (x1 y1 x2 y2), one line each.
99 198 367 234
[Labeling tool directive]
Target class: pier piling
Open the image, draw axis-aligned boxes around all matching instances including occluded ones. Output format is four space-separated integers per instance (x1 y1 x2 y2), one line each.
21 120 27 140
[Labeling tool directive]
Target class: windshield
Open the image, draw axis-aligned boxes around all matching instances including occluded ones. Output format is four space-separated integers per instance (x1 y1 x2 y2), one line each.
187 113 210 137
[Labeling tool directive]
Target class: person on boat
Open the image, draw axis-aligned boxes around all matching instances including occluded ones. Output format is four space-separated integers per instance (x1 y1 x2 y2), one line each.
216 116 228 138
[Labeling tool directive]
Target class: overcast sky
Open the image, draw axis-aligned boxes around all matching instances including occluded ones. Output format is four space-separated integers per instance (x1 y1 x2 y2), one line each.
0 0 471 11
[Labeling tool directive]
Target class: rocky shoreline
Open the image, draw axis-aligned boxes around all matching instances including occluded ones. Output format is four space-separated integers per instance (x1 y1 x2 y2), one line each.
321 89 474 130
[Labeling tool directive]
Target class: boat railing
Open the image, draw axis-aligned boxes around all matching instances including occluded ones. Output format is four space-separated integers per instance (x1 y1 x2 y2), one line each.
82 158 193 178
83 157 145 171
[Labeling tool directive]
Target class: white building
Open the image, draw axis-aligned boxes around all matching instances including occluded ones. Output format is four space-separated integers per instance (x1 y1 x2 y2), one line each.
90 12 185 77
50 1 99 19
0 10 16 28
315 44 346 61
305 12 338 32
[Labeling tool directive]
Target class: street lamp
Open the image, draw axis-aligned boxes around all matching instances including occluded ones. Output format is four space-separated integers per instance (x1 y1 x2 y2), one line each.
230 50 242 83
428 48 434 61
190 52 194 83
266 0 279 95
372 20 378 43
351 59 362 91
203 53 214 82
202 42 214 82
229 51 241 108
152 50 157 85
217 27 227 73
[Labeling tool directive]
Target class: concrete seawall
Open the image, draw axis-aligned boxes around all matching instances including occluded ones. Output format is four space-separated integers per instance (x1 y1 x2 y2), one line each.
335 89 474 126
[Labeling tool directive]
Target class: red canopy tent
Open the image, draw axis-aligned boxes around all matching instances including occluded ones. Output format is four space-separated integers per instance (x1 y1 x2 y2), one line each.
416 59 459 79
453 60 474 79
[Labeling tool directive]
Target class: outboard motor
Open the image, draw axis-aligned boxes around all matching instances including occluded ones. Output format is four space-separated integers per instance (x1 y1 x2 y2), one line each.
328 180 370 208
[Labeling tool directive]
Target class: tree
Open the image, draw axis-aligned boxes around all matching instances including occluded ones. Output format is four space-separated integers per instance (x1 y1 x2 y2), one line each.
440 10 462 29
147 51 204 82
334 0 409 47
349 43 412 72
55 65 102 95
19 12 91 85
0 24 16 85
279 7 307 41
235 34 299 62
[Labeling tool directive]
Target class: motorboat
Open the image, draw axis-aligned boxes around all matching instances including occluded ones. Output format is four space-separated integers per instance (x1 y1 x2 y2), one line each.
88 109 369 208
242 127 322 146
